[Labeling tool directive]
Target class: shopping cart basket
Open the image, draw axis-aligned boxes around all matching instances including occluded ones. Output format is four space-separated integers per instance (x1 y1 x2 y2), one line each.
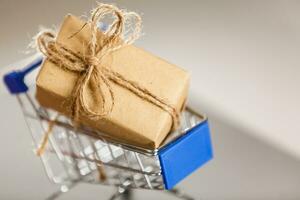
3 57 213 200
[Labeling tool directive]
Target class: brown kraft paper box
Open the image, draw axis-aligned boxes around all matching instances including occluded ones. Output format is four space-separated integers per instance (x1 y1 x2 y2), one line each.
36 15 190 149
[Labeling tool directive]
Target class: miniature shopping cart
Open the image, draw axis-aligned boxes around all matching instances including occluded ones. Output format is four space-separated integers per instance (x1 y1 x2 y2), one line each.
3 57 213 200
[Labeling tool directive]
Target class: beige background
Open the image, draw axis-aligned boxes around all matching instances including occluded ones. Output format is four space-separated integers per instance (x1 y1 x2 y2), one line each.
1 0 300 199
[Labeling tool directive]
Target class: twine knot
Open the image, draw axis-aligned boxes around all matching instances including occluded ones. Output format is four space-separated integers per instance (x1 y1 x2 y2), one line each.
37 3 180 130
85 56 100 67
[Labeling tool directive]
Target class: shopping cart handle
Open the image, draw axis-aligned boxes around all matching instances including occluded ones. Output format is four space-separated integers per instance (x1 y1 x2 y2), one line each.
3 57 43 94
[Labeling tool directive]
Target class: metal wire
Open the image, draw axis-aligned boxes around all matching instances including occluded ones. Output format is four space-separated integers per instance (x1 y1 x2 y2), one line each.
16 88 205 200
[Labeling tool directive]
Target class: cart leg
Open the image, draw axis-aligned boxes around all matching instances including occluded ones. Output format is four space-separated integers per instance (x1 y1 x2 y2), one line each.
108 187 132 200
45 181 79 200
166 188 195 200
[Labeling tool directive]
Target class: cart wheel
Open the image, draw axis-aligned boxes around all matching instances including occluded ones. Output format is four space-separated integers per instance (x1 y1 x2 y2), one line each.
45 182 79 200
109 187 132 200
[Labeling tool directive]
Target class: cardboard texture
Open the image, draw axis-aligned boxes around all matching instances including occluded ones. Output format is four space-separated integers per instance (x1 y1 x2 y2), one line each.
36 15 190 149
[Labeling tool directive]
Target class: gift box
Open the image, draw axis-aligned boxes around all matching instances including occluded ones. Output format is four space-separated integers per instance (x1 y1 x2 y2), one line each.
36 14 189 149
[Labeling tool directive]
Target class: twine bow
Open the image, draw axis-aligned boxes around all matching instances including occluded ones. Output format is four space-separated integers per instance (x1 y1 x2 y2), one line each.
37 3 180 130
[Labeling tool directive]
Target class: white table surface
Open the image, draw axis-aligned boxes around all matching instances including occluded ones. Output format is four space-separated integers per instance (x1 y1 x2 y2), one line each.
1 1 300 199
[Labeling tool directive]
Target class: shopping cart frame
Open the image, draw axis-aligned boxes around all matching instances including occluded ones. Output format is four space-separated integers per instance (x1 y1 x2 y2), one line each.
4 57 213 200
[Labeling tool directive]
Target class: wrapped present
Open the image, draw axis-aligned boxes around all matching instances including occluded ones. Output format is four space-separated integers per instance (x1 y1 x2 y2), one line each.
35 4 190 149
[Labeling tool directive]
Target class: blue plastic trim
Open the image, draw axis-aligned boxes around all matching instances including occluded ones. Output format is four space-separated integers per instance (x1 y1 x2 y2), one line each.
158 120 213 190
3 57 43 94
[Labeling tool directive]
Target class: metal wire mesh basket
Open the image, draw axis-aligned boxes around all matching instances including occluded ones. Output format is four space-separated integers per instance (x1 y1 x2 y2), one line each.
3 57 213 200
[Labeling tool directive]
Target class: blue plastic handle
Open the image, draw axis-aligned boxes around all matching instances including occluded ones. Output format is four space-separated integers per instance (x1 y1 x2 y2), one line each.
3 57 43 94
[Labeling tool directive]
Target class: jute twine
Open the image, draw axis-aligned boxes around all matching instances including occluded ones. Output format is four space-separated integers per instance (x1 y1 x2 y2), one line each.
36 115 59 156
36 3 180 156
